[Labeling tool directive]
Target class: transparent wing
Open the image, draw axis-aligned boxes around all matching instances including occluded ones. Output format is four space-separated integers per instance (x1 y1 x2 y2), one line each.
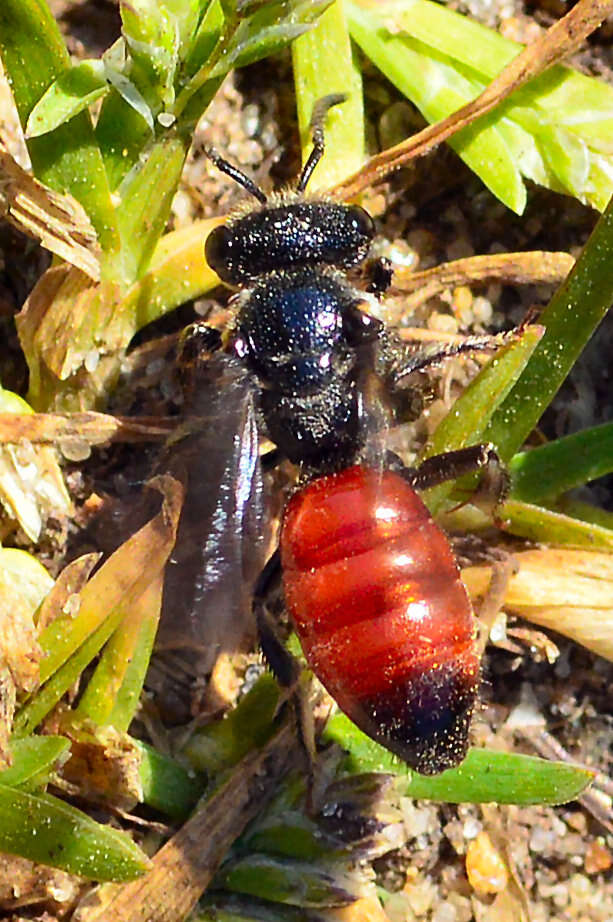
153 348 269 717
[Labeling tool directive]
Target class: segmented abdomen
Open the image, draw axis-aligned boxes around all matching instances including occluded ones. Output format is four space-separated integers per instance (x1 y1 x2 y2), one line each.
280 464 480 774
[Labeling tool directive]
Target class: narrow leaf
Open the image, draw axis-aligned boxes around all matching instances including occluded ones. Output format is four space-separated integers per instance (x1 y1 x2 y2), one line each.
26 60 108 138
76 573 164 730
104 65 155 131
509 422 613 502
135 740 205 819
484 194 613 460
213 853 367 908
323 715 593 805
344 0 613 210
420 325 543 514
346 1 526 213
497 497 613 549
184 673 281 775
116 135 188 284
0 737 69 788
43 478 181 681
0 786 150 881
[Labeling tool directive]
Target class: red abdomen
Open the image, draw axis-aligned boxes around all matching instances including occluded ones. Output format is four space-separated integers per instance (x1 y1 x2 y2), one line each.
280 464 479 774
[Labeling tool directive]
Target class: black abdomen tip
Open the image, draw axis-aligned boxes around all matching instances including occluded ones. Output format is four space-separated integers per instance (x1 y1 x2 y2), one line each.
349 657 479 775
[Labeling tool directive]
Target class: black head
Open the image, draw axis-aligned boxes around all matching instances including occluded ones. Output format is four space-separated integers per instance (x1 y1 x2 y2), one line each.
204 94 375 285
205 201 375 285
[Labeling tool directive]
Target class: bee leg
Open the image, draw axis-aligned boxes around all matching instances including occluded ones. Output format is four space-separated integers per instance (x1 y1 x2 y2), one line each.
389 443 509 512
178 321 223 360
253 551 318 798
383 325 524 391
260 448 284 472
364 256 394 297
475 556 519 653
253 551 299 688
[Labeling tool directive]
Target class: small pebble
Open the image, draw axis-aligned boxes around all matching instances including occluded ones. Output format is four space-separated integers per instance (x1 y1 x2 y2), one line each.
584 840 612 874
466 831 509 895
462 817 481 840
529 825 554 853
431 902 457 922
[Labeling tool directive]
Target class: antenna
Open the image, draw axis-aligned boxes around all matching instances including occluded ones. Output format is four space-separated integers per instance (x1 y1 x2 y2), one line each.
297 93 347 193
204 146 268 204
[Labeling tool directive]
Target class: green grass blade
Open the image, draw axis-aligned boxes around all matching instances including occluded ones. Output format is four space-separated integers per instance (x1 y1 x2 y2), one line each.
556 497 613 531
0 786 150 881
292 0 365 190
0 737 69 788
14 606 126 737
346 1 526 213
241 810 341 862
346 0 613 211
391 0 613 206
484 195 613 461
397 0 517 75
35 493 176 686
184 674 281 776
420 325 543 514
75 574 163 731
213 853 366 908
135 740 205 820
0 0 119 255
509 423 613 503
401 0 613 149
498 498 613 548
323 715 593 805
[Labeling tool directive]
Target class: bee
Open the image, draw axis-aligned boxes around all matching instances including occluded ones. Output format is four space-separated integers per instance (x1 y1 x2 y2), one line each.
180 95 504 773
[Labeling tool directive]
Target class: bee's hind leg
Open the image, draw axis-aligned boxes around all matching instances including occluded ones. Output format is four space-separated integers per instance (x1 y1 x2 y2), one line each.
253 550 318 807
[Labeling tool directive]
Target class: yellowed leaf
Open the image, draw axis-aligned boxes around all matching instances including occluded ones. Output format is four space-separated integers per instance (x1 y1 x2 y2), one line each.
392 250 574 312
0 548 53 766
35 553 101 632
463 548 613 660
0 387 72 541
39 476 184 687
59 724 143 812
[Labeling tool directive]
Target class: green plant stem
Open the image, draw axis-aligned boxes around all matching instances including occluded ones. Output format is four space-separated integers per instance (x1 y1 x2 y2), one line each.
485 194 613 459
509 422 613 502
174 1 235 117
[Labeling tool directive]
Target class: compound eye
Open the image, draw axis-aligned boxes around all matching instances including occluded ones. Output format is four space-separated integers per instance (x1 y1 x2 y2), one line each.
205 224 233 279
348 205 375 242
